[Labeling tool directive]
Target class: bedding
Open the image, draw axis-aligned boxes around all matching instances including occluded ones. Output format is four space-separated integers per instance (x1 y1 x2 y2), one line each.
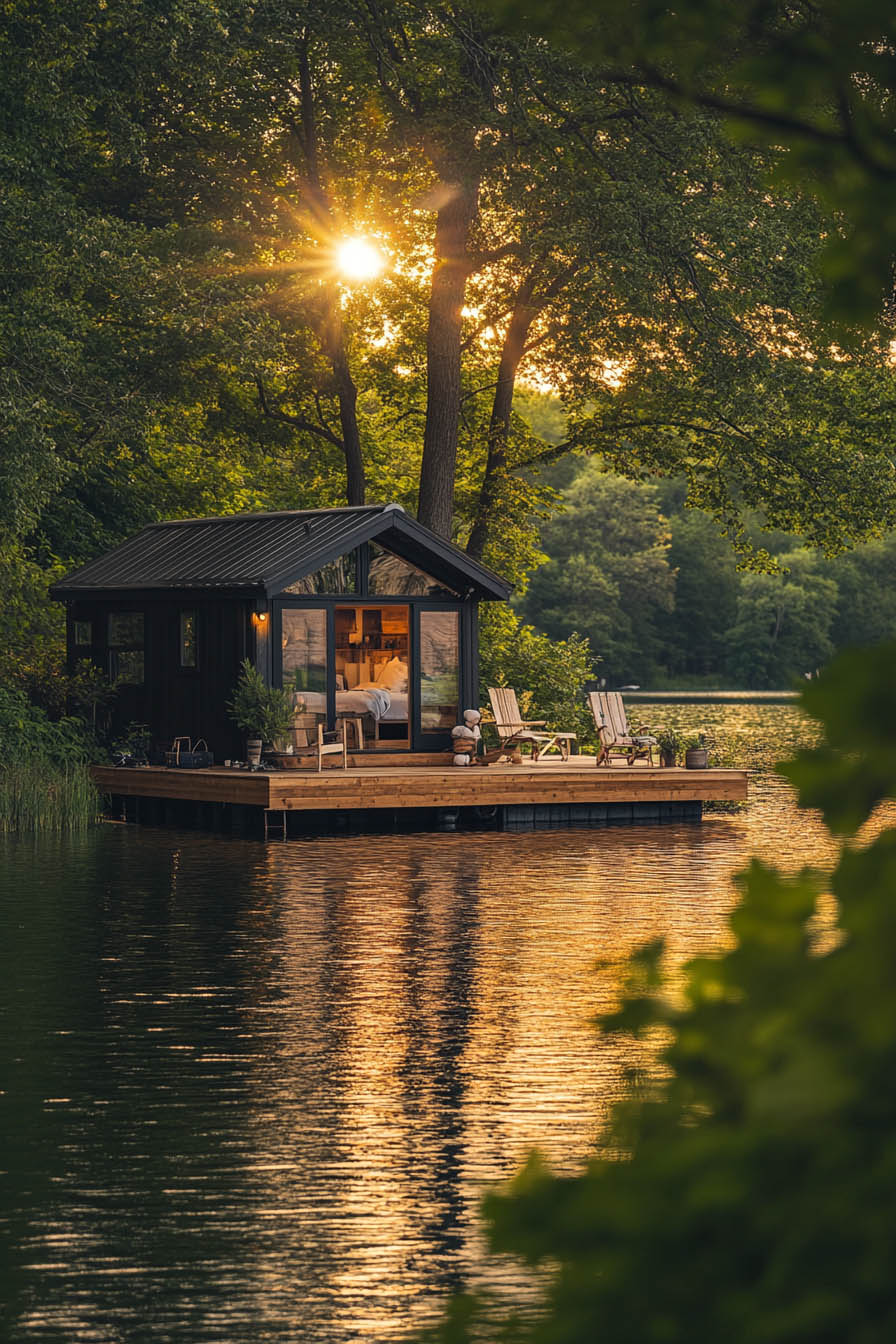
375 657 409 693
379 690 408 723
294 686 393 720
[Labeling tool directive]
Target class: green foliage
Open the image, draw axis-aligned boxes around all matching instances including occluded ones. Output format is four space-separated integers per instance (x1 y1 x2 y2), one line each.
0 759 101 833
479 604 596 743
0 687 96 765
517 464 675 685
488 0 896 329
722 551 838 688
655 727 684 758
781 641 896 835
0 685 101 831
0 545 68 710
433 640 896 1343
658 508 740 678
828 535 896 650
520 460 896 690
7 0 896 710
226 658 295 745
5 0 895 618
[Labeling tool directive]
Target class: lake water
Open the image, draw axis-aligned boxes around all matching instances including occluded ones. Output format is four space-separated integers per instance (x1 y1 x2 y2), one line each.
1 705 888 1342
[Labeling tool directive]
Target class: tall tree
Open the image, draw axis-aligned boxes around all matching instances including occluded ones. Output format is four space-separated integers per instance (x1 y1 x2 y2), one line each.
516 464 675 684
4 0 896 578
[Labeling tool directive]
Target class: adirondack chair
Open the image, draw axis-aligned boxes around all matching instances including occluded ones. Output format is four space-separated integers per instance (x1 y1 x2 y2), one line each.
588 691 657 766
487 687 577 761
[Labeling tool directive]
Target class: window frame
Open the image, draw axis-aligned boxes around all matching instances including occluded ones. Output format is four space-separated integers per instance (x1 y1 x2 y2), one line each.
178 609 198 670
107 610 145 686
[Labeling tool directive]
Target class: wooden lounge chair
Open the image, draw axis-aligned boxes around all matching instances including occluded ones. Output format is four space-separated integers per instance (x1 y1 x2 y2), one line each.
588 691 657 767
487 687 577 761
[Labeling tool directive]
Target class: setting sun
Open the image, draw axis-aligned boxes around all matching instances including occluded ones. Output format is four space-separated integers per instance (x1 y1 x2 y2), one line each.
336 237 385 282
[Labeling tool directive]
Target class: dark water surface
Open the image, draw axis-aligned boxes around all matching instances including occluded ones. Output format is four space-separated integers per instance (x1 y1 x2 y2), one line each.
1 706 884 1342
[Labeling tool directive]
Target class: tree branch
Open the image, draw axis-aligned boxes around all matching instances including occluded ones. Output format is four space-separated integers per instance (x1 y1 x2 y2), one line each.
255 376 344 448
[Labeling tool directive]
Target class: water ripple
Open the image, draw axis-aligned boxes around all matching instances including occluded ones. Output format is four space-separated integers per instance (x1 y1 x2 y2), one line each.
2 721 892 1342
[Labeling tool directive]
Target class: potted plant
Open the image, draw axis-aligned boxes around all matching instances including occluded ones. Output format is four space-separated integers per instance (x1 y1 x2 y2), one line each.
683 732 710 770
226 659 296 766
655 728 682 768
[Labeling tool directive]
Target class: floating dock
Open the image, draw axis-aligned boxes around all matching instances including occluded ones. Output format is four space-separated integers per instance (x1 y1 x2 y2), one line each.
92 757 749 838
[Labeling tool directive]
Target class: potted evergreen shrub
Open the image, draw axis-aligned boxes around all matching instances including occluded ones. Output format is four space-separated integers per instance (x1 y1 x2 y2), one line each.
226 659 295 766
656 728 682 768
683 732 710 770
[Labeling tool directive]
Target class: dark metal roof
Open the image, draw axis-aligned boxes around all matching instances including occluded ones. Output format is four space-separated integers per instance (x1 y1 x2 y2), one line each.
50 504 512 601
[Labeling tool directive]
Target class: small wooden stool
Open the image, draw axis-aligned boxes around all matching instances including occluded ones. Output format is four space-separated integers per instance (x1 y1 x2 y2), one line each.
336 715 364 752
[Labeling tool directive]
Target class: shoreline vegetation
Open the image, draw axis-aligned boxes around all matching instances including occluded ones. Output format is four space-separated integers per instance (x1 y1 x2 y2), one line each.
2 695 810 834
0 688 101 833
0 759 101 834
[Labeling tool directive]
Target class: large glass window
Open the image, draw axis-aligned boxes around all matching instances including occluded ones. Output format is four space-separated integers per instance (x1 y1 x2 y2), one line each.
108 612 144 684
419 610 459 731
281 609 327 694
282 552 358 595
368 544 459 597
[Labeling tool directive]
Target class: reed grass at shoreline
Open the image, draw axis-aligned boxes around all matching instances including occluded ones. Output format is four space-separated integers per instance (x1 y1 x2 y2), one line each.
0 759 101 833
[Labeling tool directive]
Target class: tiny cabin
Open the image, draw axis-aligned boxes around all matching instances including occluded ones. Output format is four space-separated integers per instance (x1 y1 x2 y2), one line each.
51 504 511 761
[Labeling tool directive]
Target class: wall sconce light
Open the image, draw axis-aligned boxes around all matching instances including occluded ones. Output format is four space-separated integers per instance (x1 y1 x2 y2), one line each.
252 611 269 628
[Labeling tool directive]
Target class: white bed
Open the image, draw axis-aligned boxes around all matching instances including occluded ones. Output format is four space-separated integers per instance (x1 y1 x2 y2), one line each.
292 657 410 741
293 686 394 720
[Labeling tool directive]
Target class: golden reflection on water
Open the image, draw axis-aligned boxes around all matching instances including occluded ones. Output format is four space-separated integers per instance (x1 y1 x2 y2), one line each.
240 742 895 1336
5 701 896 1341
238 778 822 1335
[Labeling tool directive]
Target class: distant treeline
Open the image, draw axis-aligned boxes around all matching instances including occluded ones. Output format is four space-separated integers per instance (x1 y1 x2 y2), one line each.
516 456 896 690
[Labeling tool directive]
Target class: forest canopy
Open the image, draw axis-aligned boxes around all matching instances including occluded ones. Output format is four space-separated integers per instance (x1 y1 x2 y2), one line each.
3 0 896 699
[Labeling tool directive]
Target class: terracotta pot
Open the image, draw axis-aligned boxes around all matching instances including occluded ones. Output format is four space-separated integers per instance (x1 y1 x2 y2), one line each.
685 748 708 770
246 738 263 767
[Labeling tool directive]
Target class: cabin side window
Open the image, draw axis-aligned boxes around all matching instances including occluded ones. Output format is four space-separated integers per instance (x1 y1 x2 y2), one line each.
73 620 92 645
419 610 459 730
179 610 197 667
108 612 145 684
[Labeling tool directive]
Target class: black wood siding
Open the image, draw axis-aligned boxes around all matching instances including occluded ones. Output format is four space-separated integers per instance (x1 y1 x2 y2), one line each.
68 597 250 761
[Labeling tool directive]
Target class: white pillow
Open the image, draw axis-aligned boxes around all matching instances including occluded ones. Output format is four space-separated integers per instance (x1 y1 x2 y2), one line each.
376 657 408 693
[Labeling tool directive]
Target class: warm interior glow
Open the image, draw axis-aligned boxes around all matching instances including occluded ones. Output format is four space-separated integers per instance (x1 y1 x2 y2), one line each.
337 237 385 282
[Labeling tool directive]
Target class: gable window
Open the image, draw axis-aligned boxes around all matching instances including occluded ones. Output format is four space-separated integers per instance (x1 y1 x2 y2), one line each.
367 543 459 597
108 612 145 685
282 551 358 595
179 610 197 667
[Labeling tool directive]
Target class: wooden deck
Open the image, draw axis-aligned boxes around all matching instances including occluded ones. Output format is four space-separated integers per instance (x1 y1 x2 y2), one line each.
92 758 748 833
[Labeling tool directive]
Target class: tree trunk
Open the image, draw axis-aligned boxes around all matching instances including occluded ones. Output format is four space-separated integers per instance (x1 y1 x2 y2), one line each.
319 302 366 506
467 264 579 561
417 177 478 536
466 279 540 562
296 33 365 506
